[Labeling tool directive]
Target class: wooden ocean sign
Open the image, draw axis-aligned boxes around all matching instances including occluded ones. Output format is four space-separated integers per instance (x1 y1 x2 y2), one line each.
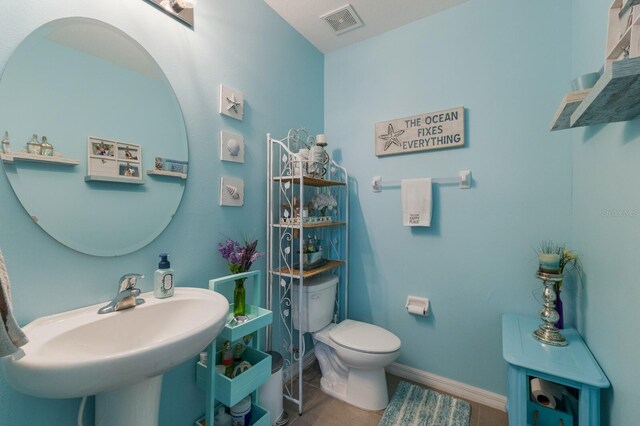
375 107 465 157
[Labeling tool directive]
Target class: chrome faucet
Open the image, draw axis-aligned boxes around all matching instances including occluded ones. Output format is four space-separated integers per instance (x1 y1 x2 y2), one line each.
98 273 146 314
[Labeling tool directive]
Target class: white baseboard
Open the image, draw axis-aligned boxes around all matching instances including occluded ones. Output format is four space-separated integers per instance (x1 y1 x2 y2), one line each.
386 362 507 412
285 352 507 412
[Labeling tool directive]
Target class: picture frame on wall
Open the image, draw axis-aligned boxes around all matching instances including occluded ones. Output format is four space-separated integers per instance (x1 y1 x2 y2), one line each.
87 137 142 182
118 162 140 178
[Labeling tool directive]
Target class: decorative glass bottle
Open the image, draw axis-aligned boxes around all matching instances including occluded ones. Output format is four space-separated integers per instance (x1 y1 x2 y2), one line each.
554 282 564 329
1 131 10 154
40 135 53 156
26 133 41 155
234 278 246 317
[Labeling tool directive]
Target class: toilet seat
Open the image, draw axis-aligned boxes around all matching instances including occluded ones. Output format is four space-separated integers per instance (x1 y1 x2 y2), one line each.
329 319 401 354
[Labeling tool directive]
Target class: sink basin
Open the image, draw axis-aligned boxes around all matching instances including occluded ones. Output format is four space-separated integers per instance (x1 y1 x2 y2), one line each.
1 287 228 400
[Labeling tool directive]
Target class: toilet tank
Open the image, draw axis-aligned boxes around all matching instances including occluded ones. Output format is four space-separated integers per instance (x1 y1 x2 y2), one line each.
292 274 338 333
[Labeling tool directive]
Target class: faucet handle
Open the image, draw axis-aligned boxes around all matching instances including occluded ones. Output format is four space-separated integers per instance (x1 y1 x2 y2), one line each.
118 273 144 291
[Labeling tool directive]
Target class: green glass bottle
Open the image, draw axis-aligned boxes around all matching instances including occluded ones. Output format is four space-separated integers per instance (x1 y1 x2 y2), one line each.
234 278 246 317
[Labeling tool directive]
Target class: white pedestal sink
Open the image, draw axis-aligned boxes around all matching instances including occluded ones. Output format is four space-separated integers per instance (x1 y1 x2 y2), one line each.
1 287 229 426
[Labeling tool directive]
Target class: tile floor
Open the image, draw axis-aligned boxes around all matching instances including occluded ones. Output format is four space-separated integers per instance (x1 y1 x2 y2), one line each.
281 362 508 426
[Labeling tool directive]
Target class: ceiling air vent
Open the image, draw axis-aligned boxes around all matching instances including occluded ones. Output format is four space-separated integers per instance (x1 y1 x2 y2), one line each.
321 4 363 36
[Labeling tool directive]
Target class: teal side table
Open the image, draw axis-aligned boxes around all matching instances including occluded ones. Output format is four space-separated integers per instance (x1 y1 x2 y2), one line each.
502 314 609 426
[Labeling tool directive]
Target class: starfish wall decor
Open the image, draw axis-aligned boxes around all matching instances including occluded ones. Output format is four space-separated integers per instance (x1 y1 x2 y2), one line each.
219 84 244 121
378 124 405 151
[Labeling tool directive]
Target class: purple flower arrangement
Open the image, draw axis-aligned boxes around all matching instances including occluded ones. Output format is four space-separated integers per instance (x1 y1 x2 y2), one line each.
218 238 263 275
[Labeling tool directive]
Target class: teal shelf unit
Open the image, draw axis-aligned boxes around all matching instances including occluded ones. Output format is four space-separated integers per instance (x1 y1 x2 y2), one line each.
196 270 273 426
502 314 609 426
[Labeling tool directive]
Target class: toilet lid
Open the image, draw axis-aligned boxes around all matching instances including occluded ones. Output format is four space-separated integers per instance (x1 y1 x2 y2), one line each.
329 320 401 354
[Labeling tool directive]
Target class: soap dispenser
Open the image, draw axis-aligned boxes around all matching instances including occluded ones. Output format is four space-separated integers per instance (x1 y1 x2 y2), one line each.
154 253 174 298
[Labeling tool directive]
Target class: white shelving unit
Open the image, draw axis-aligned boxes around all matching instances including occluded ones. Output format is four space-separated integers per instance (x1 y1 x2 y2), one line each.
606 0 640 70
266 129 349 415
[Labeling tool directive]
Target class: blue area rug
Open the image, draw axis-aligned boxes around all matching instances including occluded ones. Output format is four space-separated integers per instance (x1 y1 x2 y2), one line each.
379 381 471 426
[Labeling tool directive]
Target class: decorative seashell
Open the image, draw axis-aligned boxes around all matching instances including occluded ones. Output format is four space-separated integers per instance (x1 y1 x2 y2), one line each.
227 139 240 156
283 209 290 218
284 182 290 189
282 154 288 163
225 185 240 200
284 246 291 255
283 309 290 317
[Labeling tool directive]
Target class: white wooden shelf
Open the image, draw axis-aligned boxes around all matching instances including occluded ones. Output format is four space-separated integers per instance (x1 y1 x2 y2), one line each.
273 221 346 229
273 175 346 187
84 175 145 184
145 169 187 179
606 13 640 60
620 0 640 18
1 152 80 166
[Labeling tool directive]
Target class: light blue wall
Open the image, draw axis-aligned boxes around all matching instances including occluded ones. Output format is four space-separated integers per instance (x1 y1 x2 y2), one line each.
0 1 323 425
571 1 640 425
4 0 633 423
325 0 574 395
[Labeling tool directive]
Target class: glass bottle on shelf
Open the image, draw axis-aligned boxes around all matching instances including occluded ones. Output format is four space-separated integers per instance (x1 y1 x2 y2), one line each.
234 278 246 317
26 133 41 155
1 131 10 154
40 135 54 156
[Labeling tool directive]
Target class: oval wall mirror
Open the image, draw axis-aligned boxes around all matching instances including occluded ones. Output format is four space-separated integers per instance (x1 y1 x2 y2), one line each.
0 18 188 256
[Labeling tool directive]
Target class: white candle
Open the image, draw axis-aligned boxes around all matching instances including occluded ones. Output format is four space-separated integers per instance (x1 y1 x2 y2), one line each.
539 254 560 272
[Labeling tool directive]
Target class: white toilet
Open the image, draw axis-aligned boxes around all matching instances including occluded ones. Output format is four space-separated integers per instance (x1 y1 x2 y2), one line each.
292 274 401 411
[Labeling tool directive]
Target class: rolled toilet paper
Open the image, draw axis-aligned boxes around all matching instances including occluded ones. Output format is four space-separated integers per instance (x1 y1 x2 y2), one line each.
407 305 426 316
530 378 565 410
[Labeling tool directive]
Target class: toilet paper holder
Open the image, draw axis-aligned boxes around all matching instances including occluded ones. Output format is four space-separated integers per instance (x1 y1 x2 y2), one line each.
405 295 429 316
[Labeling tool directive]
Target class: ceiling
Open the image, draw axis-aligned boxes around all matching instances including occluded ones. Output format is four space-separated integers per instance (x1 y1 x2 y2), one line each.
264 0 470 53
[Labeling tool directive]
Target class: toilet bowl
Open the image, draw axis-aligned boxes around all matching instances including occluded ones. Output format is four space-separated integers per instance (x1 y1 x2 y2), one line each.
292 274 401 411
312 320 401 411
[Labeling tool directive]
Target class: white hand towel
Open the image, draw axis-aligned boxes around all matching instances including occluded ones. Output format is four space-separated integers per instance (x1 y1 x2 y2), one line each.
401 178 432 227
0 249 28 357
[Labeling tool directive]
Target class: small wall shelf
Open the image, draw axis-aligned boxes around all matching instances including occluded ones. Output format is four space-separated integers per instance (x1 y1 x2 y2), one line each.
145 169 187 179
1 152 80 166
550 57 640 130
84 175 145 185
550 90 590 131
572 56 640 127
